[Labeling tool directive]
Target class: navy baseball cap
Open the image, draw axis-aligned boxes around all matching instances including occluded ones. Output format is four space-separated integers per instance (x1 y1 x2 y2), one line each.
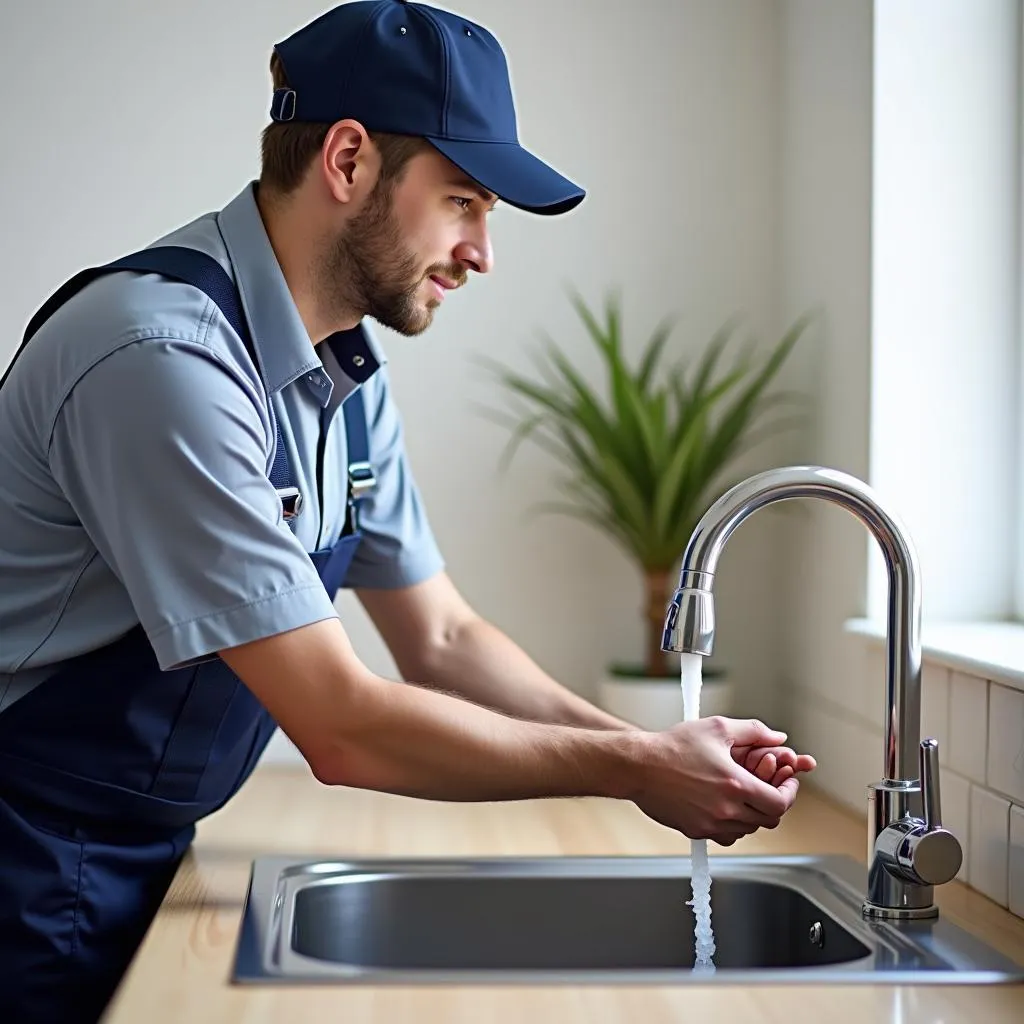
269 0 585 215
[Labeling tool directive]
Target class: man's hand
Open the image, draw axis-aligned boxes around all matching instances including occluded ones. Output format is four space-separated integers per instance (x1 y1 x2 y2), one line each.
627 717 812 846
732 743 817 788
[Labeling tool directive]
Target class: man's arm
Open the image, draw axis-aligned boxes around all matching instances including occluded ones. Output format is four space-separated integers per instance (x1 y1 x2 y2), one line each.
219 615 804 846
355 578 819 778
356 572 635 730
343 357 626 729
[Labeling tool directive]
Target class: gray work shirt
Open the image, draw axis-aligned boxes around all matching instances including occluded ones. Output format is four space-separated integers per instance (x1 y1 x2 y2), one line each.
0 183 444 710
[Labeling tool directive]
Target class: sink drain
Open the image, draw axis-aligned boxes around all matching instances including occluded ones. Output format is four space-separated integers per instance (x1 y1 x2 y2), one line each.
809 921 824 948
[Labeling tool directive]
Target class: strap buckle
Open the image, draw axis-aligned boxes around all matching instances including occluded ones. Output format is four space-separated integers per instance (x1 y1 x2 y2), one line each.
342 463 376 535
348 462 377 500
276 486 304 521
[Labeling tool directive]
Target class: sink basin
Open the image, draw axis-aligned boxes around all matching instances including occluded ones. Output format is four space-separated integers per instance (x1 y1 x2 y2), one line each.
231 854 1024 985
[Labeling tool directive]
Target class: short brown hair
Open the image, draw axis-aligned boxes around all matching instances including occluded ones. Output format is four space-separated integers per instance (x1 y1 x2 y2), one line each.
259 52 431 196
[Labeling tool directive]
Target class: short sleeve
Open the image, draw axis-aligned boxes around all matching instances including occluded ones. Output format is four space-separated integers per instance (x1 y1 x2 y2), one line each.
47 338 339 669
341 365 445 589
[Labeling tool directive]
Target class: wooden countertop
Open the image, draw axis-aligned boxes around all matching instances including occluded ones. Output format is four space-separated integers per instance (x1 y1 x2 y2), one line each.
102 764 1024 1024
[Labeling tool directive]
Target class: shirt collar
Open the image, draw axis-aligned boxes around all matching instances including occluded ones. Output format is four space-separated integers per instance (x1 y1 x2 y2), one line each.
215 182 387 404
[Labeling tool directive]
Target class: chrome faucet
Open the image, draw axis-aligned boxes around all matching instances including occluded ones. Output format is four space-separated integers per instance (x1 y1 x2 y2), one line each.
661 466 963 920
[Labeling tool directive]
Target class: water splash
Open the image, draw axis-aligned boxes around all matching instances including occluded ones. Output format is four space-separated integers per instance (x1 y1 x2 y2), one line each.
680 652 717 971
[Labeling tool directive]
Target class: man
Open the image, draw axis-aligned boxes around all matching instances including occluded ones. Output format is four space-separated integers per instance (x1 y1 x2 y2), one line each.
0 2 815 1020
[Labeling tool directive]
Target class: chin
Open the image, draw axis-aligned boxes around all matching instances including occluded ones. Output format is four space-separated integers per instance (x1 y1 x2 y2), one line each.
412 309 436 335
412 296 440 331
385 308 434 338
369 283 438 337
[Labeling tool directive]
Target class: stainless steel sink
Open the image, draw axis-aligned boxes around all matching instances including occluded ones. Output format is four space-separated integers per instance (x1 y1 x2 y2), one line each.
231 854 1024 985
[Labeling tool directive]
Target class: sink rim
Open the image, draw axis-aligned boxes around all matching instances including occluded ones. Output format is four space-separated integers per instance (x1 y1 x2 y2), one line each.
231 853 1024 987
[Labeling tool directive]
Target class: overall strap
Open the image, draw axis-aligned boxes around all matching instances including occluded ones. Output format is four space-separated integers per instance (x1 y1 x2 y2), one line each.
5 245 376 524
13 246 295 493
341 387 373 530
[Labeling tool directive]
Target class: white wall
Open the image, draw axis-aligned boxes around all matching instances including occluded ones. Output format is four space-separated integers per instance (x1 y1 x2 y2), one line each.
0 0 796 764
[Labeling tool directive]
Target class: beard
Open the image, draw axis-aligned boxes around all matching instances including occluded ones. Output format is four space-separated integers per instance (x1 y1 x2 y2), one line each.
317 180 463 337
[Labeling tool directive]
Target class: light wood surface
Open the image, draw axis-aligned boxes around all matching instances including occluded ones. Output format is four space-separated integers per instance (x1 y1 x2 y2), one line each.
101 764 1024 1024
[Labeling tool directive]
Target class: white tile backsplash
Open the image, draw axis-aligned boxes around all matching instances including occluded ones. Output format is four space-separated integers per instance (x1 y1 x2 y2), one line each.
948 671 989 783
968 785 1010 907
921 663 950 755
940 768 971 882
1010 805 1024 918
986 683 1024 804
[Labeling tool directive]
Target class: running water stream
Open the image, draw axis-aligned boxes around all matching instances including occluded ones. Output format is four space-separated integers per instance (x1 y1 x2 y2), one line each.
680 652 717 970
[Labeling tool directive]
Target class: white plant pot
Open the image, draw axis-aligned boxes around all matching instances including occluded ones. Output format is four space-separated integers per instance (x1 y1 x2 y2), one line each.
597 667 735 731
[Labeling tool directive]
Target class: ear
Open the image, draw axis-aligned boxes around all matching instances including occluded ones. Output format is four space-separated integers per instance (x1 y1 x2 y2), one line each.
321 120 379 205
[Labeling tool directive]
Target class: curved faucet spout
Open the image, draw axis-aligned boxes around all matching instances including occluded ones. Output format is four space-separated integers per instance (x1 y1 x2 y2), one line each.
661 465 921 784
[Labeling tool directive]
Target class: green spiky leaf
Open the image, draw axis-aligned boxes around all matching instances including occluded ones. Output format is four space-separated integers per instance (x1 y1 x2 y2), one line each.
477 292 814 572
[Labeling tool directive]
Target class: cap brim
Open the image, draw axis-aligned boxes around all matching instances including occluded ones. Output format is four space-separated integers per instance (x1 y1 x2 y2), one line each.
427 137 585 216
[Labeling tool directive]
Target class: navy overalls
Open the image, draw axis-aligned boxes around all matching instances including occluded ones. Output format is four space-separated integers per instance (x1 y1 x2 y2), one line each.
0 247 373 1022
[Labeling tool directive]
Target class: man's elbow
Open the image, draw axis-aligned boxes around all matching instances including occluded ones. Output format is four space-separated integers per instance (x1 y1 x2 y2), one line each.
401 613 482 684
301 731 403 796
304 741 352 787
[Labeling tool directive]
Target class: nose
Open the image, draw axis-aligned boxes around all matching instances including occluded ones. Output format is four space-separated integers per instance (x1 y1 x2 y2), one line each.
453 224 494 276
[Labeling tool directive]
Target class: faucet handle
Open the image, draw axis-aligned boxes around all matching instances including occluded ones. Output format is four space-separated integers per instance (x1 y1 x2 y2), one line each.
895 738 963 887
873 738 963 890
920 738 942 830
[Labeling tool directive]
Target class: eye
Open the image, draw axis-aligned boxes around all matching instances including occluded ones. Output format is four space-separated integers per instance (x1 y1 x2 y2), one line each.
450 195 474 211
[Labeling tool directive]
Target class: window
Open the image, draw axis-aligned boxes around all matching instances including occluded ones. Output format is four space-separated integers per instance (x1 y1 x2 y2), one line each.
867 0 1022 629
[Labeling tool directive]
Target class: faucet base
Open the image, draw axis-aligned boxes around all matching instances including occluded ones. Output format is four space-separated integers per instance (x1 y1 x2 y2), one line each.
865 779 938 919
861 900 938 920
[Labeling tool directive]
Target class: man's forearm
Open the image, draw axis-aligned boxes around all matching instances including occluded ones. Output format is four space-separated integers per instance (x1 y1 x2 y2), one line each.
319 666 643 801
414 615 638 730
222 617 641 803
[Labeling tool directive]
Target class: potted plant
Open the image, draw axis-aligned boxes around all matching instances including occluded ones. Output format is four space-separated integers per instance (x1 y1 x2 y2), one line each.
479 290 811 730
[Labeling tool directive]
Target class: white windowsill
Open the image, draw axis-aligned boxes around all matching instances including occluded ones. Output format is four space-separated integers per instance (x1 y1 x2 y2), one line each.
845 618 1024 694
